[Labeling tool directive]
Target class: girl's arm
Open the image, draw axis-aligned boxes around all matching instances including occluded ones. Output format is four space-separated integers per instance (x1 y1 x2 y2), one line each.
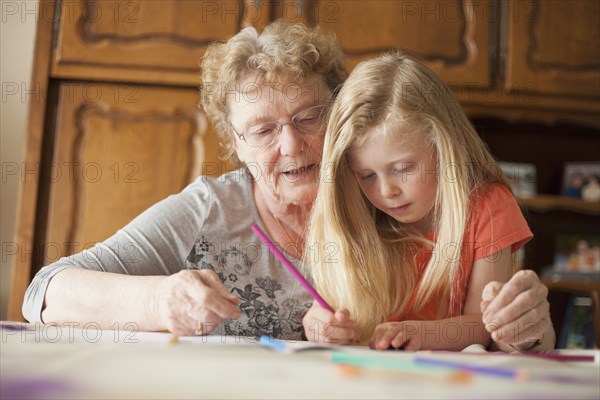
370 247 512 351
369 315 489 351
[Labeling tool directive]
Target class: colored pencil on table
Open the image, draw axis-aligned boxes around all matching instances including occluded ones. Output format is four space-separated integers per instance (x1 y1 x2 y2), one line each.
330 352 472 383
430 350 596 362
414 356 524 380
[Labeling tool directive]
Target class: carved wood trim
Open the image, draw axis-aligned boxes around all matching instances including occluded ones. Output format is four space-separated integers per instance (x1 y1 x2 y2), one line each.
323 0 475 67
527 0 600 71
77 0 242 47
66 103 203 251
241 0 272 29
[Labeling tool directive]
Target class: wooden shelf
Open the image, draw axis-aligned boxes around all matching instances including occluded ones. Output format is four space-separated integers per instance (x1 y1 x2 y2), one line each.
542 278 600 293
519 195 600 216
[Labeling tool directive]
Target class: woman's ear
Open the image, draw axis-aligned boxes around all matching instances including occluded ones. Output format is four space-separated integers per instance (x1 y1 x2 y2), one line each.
229 128 246 164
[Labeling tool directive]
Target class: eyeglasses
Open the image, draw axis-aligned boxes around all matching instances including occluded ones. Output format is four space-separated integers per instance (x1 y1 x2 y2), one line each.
230 105 328 148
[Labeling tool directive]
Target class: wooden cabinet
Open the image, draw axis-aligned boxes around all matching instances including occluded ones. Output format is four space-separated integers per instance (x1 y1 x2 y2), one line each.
499 0 600 126
52 0 272 85
281 0 600 126
52 0 600 124
505 0 600 98
42 83 206 265
8 0 600 321
9 0 238 319
310 0 493 87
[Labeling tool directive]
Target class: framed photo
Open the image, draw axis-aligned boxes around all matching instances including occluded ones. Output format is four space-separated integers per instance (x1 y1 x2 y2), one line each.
498 162 537 198
558 295 596 349
553 233 600 274
561 162 600 202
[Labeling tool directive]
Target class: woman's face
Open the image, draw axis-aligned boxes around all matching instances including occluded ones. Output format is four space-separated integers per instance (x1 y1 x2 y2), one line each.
228 73 330 206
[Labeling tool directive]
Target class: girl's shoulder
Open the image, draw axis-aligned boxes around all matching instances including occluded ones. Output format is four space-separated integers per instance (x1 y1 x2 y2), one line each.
468 182 532 255
471 182 514 205
469 182 522 224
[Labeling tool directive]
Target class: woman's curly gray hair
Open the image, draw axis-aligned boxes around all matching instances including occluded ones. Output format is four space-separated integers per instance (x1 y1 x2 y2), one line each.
200 20 347 161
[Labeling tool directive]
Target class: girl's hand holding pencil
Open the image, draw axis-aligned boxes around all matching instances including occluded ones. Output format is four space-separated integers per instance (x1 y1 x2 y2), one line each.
302 303 358 344
250 224 358 345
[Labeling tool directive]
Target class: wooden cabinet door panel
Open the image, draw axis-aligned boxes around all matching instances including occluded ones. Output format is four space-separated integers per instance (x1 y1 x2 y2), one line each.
306 0 493 86
43 83 209 264
505 0 600 98
53 0 271 85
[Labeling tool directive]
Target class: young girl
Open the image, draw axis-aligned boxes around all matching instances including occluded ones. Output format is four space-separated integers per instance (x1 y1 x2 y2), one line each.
304 51 533 351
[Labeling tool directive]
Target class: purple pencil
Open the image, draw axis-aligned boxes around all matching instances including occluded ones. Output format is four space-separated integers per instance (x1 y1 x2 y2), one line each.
251 224 335 313
429 350 596 363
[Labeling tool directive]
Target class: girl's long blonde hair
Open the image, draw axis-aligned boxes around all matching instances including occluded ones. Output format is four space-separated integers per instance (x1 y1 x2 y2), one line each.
306 51 511 342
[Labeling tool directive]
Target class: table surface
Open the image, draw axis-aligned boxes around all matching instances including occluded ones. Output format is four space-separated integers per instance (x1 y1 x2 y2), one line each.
1 322 599 399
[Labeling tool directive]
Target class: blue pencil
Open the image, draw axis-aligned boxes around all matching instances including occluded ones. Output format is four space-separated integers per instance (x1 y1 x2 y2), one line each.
259 335 287 352
414 356 524 380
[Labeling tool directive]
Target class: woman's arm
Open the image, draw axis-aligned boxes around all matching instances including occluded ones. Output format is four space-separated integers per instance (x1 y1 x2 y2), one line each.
41 268 164 330
25 179 240 335
42 268 240 335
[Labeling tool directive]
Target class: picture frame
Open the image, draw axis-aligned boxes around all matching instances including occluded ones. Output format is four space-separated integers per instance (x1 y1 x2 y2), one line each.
558 294 596 349
561 162 600 202
552 233 600 274
497 162 537 198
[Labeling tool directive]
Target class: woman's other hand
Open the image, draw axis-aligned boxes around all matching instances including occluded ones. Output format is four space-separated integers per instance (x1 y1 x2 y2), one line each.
481 269 555 352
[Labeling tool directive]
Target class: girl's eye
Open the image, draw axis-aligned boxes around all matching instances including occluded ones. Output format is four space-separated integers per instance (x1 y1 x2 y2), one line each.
395 164 416 174
360 173 376 181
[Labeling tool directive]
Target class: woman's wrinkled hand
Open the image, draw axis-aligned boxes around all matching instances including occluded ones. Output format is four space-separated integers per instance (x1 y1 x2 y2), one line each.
481 269 552 351
153 269 241 336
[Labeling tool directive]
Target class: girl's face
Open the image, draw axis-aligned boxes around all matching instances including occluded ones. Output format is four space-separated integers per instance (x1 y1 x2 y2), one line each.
348 125 438 234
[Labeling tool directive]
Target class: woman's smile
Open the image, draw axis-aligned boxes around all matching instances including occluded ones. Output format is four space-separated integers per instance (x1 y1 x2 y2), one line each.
281 163 317 181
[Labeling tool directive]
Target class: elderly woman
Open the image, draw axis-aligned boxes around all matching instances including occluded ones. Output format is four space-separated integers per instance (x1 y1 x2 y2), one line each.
23 21 554 351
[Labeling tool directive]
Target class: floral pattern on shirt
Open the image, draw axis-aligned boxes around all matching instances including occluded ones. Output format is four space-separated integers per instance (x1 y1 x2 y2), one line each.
186 236 311 339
